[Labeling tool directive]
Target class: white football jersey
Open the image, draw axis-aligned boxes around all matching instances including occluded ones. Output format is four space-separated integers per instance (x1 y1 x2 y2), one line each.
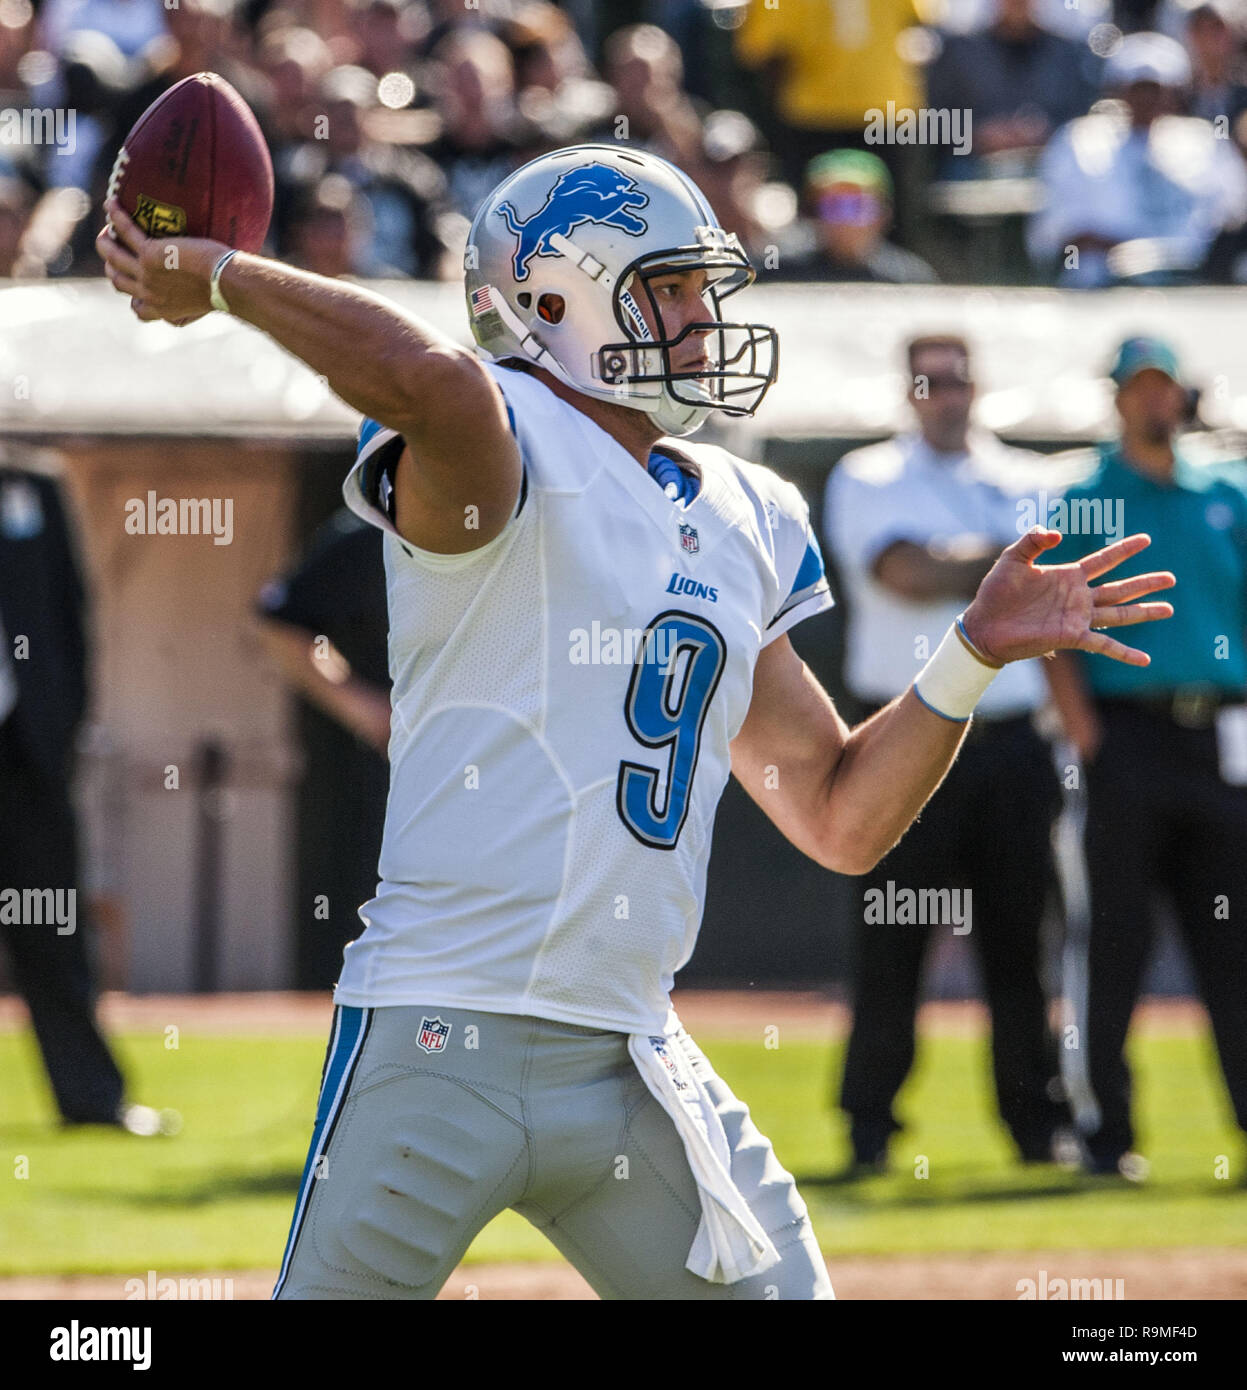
334 363 832 1033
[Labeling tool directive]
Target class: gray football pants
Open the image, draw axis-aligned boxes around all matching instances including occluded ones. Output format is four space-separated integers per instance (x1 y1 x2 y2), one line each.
273 1004 834 1300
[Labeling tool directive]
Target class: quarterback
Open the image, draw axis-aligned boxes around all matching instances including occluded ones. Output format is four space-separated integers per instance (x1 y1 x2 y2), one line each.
99 145 1173 1300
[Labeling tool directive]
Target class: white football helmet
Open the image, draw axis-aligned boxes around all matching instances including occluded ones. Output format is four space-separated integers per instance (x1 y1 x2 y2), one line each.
464 144 778 436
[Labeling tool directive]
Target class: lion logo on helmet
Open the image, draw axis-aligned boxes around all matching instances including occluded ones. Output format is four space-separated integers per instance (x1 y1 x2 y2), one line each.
496 162 651 282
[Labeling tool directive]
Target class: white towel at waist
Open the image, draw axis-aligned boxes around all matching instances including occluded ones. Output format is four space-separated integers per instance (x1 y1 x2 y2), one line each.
627 1009 780 1284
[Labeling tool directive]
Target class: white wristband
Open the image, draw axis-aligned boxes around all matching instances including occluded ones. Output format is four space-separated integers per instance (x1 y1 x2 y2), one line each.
913 615 1003 722
209 248 239 313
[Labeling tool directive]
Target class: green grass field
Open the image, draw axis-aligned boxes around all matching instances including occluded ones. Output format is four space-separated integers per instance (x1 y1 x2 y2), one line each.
2 1024 1244 1276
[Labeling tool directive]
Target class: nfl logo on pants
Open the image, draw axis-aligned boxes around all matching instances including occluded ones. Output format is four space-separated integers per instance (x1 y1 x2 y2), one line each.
417 1016 451 1053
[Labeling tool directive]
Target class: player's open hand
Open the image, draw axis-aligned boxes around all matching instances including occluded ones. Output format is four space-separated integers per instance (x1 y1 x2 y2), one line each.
97 197 227 326
961 527 1175 666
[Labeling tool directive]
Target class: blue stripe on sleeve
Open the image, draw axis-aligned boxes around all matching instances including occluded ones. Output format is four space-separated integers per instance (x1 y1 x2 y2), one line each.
357 417 386 454
789 531 826 599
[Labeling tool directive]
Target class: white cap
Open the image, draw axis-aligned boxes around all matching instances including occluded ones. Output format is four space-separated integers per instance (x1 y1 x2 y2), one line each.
1104 31 1192 89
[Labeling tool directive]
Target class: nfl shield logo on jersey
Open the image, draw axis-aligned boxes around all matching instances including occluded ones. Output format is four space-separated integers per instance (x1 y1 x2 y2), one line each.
679 523 699 554
417 1016 451 1054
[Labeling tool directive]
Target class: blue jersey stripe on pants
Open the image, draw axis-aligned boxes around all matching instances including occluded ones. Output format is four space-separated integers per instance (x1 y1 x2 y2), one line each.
273 1006 372 1298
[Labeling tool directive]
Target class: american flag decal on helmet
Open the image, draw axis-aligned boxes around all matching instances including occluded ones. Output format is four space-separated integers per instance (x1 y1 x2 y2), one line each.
470 286 495 317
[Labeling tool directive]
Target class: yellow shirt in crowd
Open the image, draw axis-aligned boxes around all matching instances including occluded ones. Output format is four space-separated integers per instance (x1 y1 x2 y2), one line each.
736 0 926 131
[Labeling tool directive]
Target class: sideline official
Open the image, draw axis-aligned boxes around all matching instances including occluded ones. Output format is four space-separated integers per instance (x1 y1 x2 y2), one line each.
1047 337 1247 1180
0 459 172 1134
824 334 1071 1174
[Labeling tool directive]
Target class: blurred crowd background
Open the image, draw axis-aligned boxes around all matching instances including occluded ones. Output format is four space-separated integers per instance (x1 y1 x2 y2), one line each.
4 0 1247 287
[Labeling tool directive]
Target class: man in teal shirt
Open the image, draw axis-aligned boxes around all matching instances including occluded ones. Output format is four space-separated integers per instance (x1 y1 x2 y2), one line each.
1048 337 1247 1179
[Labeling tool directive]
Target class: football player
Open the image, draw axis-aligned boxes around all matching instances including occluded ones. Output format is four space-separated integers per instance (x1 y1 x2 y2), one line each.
99 145 1173 1299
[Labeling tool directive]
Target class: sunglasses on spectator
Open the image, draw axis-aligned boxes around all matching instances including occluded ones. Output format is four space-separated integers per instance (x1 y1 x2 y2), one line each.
816 188 884 225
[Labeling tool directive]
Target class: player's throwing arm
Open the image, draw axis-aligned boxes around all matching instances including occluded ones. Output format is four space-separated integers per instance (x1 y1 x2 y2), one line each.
97 199 521 557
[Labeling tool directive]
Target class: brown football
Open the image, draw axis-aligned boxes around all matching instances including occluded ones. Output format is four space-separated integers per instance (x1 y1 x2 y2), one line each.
106 71 274 251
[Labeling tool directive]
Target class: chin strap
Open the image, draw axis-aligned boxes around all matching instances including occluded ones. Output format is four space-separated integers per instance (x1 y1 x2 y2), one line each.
548 232 616 290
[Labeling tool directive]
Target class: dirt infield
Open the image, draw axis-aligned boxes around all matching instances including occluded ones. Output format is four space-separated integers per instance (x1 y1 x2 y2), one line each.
4 1247 1244 1301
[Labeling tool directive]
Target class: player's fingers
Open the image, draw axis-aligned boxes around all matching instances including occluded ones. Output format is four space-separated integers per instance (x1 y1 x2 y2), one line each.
130 297 162 322
1006 526 1062 564
1090 571 1176 605
103 258 142 297
97 225 141 279
1076 628 1151 665
104 197 148 254
1077 532 1152 580
1090 600 1174 629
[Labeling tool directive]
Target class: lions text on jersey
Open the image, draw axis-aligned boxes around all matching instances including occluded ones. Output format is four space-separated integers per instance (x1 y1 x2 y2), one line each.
335 363 832 1033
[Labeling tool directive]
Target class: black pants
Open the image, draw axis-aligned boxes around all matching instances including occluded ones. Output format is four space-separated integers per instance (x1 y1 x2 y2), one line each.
0 722 125 1122
838 712 1068 1160
1080 700 1247 1162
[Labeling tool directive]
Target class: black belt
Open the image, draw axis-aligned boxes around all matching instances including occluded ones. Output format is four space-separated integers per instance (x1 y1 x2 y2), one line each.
1096 689 1244 730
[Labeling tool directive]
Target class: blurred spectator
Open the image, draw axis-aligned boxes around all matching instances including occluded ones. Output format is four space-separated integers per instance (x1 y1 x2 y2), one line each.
0 173 36 276
595 23 705 170
0 0 36 101
769 150 937 282
940 0 1111 39
501 0 615 145
0 174 86 277
37 0 167 60
425 27 529 219
1028 31 1247 285
926 0 1103 178
506 1 590 91
256 506 390 990
1183 0 1247 129
694 108 796 264
256 25 336 147
1045 338 1247 1180
823 334 1070 1175
0 457 175 1135
278 63 451 276
347 0 422 78
734 0 925 189
284 172 371 276
40 29 130 192
414 0 498 59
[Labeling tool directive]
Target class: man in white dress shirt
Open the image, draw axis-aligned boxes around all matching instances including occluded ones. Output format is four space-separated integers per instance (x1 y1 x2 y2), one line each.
1028 32 1247 286
824 335 1072 1174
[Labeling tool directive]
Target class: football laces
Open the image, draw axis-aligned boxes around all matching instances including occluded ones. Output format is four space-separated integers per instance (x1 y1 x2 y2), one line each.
105 147 129 206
